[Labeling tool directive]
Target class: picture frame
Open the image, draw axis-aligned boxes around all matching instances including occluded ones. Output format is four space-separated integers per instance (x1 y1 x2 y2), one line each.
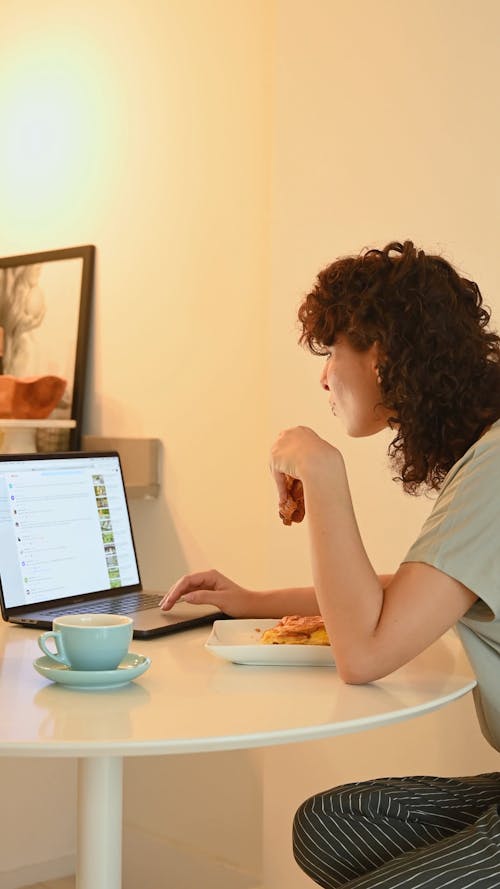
0 245 95 450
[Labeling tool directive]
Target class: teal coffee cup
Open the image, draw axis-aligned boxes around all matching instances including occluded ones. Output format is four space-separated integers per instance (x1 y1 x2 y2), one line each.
38 614 133 671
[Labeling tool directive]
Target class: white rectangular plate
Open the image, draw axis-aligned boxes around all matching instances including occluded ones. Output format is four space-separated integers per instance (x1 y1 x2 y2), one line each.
205 619 335 666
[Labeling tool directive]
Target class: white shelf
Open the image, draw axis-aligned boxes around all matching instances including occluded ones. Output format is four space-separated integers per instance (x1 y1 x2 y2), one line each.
0 419 76 454
0 418 76 428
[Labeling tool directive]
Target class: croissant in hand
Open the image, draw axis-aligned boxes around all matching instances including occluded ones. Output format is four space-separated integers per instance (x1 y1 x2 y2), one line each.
279 474 305 525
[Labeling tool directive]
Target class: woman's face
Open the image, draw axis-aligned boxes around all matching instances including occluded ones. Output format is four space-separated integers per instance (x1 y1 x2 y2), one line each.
320 335 391 437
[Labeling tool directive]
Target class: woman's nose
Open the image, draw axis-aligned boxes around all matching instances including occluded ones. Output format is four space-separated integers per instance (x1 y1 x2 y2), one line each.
320 367 329 390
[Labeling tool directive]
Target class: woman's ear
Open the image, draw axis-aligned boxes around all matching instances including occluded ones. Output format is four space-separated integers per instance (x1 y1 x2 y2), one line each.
370 342 384 384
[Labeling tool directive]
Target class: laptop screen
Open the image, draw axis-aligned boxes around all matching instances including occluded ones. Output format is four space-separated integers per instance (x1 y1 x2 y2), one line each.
0 453 140 609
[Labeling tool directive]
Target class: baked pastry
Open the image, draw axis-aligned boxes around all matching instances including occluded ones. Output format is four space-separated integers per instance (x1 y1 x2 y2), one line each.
279 475 305 525
260 615 329 646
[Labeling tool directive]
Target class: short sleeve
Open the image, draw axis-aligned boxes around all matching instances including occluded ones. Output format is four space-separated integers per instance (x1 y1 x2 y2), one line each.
403 438 500 621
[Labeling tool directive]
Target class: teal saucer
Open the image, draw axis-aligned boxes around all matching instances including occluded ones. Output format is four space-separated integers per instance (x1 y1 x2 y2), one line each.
33 652 151 690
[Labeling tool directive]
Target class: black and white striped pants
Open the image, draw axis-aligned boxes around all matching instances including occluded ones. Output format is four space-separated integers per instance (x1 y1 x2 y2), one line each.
293 773 500 888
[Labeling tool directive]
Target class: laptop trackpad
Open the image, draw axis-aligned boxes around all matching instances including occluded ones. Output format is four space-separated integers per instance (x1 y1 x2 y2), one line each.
161 601 220 623
131 597 222 635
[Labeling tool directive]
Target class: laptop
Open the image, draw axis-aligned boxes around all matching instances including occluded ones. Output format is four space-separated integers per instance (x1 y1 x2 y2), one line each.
0 450 224 638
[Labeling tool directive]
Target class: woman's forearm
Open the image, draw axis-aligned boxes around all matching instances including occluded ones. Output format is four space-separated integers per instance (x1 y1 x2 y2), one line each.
252 586 319 617
253 578 392 619
302 451 385 678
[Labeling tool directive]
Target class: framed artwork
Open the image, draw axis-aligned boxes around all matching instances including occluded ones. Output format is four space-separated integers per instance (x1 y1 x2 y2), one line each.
0 245 95 449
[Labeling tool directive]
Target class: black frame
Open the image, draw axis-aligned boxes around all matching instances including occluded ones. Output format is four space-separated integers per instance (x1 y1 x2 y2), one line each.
0 245 95 448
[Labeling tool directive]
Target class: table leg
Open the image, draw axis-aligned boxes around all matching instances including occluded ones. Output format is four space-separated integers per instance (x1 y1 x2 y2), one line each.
77 756 123 889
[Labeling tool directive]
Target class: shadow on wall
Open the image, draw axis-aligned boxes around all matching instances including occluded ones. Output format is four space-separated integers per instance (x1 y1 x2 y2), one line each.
86 396 194 591
123 750 262 889
128 494 191 592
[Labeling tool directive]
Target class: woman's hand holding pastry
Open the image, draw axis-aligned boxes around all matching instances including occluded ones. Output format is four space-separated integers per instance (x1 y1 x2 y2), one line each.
271 426 340 480
270 426 341 524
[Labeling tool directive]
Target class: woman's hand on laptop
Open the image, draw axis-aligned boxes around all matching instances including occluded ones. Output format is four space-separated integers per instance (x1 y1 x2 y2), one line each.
159 569 258 618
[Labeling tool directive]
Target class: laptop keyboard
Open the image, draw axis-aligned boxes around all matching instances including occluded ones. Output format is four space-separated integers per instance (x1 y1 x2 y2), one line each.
42 592 163 619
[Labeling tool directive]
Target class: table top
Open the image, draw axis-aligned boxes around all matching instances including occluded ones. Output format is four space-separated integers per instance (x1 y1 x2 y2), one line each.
0 621 476 758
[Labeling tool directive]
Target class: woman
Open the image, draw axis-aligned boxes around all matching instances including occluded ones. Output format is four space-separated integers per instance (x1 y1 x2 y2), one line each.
161 241 500 888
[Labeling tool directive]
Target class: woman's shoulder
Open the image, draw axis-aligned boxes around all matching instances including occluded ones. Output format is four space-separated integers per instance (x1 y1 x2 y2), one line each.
477 418 500 447
441 419 500 492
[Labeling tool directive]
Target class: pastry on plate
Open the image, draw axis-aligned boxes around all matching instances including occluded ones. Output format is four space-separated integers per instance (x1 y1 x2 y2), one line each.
260 615 329 646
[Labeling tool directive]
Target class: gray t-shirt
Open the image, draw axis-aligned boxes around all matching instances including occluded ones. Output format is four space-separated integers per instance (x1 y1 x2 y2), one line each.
403 420 500 752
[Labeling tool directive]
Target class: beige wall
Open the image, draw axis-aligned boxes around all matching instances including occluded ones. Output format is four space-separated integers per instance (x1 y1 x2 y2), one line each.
268 0 500 587
1 1 500 887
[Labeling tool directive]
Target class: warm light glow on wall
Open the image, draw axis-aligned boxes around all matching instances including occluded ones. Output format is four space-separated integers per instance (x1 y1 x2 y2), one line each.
5 72 79 193
0 43 113 228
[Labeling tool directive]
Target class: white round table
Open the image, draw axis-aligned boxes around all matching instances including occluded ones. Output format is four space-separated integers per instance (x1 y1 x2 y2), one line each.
0 621 476 889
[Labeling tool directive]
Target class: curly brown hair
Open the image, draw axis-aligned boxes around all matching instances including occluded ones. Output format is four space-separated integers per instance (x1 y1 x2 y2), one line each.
298 241 500 493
